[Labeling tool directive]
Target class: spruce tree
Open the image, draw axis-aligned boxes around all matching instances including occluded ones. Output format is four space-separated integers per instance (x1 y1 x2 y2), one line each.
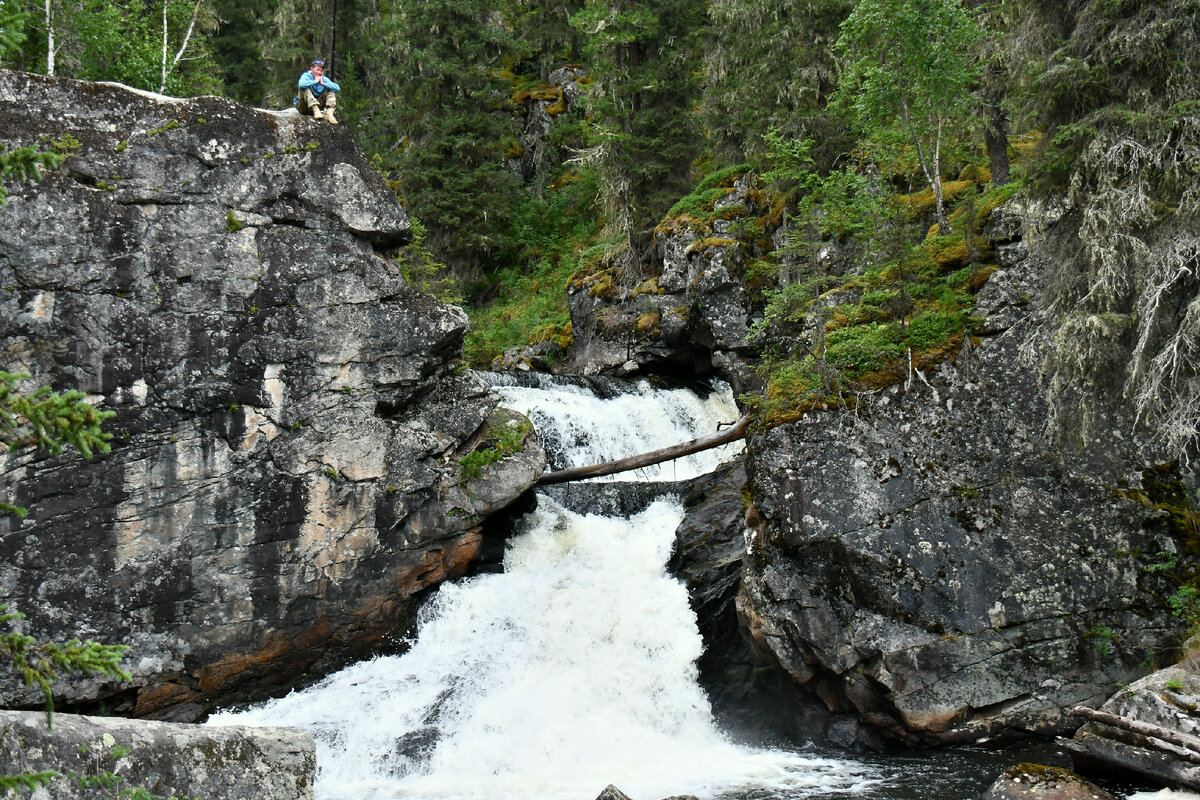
508 0 584 81
1013 0 1200 461
210 0 274 105
364 0 525 280
570 0 705 269
702 0 852 166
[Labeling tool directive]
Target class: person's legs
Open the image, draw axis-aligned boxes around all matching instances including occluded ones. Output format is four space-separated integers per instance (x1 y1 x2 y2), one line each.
299 87 324 120
320 91 338 125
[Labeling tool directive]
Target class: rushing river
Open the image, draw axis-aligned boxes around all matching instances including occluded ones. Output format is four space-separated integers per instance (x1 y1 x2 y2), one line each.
210 374 1185 800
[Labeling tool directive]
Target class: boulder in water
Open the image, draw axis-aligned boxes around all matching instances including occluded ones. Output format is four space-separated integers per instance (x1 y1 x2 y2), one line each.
980 763 1115 800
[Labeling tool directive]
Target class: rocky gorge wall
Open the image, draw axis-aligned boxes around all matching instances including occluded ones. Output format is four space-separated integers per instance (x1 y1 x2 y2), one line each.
668 201 1193 748
493 98 1194 746
0 71 543 720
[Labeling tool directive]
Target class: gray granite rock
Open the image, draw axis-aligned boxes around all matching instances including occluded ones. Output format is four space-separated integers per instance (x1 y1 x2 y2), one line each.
675 201 1189 747
1066 637 1200 790
0 72 535 719
980 764 1114 800
560 174 765 390
0 710 313 800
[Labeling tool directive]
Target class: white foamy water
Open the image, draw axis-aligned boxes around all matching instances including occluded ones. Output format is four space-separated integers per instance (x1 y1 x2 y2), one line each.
210 376 881 800
486 375 745 481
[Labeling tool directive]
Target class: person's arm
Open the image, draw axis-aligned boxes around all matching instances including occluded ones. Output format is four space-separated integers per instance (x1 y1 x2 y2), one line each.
298 71 316 90
324 77 340 92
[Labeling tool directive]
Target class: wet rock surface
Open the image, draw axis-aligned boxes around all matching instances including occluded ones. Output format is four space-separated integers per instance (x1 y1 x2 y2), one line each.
0 709 314 800
0 71 538 719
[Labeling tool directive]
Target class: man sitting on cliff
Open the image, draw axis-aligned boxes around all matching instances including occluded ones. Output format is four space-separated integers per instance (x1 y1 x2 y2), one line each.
296 59 340 124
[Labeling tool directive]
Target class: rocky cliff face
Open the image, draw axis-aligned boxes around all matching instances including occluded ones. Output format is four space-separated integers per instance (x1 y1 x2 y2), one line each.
560 174 766 390
0 71 543 720
673 201 1190 748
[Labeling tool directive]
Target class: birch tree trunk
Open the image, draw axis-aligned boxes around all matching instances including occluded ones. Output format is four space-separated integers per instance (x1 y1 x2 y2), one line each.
44 0 54 76
160 0 204 94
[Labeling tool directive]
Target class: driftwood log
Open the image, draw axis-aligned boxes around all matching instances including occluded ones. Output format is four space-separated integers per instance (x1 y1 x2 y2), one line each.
536 415 752 486
1063 706 1200 791
1071 706 1200 762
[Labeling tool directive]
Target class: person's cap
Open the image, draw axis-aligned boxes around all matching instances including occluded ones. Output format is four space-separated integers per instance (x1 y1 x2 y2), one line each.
311 59 325 67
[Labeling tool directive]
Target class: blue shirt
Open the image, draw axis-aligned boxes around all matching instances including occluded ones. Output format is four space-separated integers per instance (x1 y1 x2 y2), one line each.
296 70 340 101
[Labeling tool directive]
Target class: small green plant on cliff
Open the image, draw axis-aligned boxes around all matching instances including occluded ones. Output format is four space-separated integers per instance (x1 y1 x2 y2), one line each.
0 147 62 204
1170 587 1200 635
1086 624 1119 660
460 418 533 481
145 121 182 137
394 218 462 304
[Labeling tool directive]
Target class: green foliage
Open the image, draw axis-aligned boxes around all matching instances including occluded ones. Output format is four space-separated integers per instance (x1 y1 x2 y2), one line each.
0 374 124 800
464 169 600 366
0 147 62 204
834 0 985 230
1170 587 1200 634
225 210 242 233
355 0 526 277
0 770 58 796
905 310 965 351
11 0 221 95
0 372 114 460
460 417 534 481
662 164 751 230
395 218 462 305
825 322 905 372
1087 623 1118 660
0 4 30 64
0 606 130 724
208 0 273 104
570 0 706 258
762 131 896 271
1015 1 1200 462
1145 551 1178 575
702 0 853 165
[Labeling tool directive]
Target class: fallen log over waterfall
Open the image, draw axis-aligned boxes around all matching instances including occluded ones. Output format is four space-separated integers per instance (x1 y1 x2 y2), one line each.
536 415 752 485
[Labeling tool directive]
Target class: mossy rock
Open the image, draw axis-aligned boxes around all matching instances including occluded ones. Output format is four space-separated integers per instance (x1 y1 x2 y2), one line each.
958 163 992 183
635 311 661 335
981 763 1115 800
686 236 738 256
922 234 970 270
631 277 663 297
529 321 573 350
459 409 535 481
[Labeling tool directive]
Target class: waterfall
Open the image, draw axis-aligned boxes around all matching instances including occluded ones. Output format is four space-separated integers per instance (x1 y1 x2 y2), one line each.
210 375 881 800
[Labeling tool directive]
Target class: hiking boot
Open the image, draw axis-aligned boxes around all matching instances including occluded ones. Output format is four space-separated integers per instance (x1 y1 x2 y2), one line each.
324 110 338 125
311 108 324 121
